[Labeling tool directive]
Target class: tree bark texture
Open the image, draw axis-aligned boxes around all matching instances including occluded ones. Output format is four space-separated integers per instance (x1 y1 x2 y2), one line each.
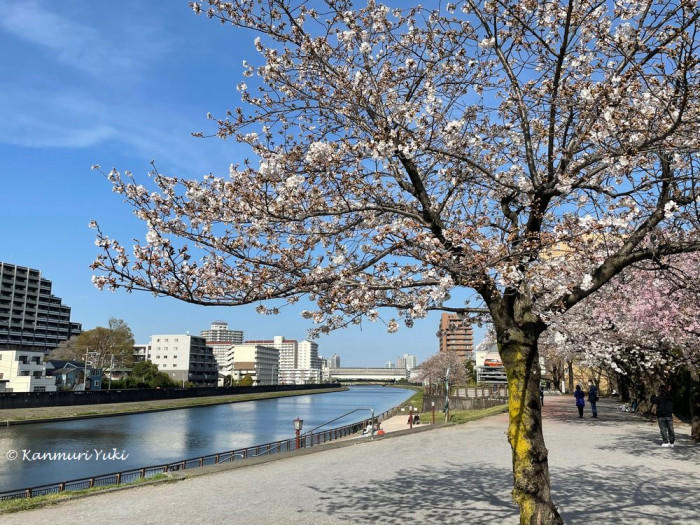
498 328 563 525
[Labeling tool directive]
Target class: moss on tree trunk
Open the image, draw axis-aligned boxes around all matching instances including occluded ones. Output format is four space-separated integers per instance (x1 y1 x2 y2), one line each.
499 330 563 525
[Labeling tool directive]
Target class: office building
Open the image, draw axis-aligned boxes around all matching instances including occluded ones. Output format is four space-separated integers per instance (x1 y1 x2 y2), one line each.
438 313 474 360
0 262 82 352
0 350 57 392
146 334 218 387
329 353 340 368
201 321 244 371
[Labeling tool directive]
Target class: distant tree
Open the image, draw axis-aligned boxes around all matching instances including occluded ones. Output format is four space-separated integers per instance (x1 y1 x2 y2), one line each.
238 374 254 387
464 360 477 385
418 352 468 390
50 318 135 369
128 360 177 388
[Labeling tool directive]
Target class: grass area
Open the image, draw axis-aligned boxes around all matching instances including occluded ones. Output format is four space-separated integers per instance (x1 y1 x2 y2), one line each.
0 474 171 514
0 387 347 424
399 387 424 411
417 403 508 425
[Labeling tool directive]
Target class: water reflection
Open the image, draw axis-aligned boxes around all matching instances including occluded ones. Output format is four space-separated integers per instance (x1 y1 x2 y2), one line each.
0 386 412 490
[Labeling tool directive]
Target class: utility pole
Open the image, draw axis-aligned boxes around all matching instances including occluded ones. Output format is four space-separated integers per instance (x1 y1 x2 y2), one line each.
444 366 450 423
108 354 114 390
84 349 89 391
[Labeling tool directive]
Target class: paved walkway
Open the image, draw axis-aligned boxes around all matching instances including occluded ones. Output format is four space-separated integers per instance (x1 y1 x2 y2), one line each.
3 396 698 524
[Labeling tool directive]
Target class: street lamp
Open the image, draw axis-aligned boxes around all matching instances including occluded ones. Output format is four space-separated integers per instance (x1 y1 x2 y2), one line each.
293 417 303 449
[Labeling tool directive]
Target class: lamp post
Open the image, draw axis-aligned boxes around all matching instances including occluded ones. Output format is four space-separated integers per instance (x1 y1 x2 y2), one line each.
293 417 303 449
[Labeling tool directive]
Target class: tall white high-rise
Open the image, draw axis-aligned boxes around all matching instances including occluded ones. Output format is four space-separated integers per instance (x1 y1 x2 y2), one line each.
329 354 340 368
405 354 417 370
298 340 321 369
200 321 243 372
396 353 417 370
201 321 243 343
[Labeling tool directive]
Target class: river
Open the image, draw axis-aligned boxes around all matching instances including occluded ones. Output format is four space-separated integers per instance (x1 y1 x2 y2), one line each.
0 385 413 491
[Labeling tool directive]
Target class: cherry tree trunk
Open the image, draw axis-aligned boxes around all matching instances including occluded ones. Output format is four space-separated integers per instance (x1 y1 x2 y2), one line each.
499 329 562 525
689 370 700 442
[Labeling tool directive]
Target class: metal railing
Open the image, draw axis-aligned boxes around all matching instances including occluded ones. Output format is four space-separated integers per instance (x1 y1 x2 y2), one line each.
0 406 400 502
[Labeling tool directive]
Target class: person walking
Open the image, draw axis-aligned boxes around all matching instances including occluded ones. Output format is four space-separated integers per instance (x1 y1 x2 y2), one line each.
588 380 598 418
651 385 675 447
574 384 585 418
540 385 545 406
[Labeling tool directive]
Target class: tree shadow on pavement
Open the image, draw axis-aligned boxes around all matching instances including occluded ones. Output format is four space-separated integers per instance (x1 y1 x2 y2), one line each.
306 461 700 524
544 397 652 427
553 464 700 524
306 462 519 525
597 428 700 464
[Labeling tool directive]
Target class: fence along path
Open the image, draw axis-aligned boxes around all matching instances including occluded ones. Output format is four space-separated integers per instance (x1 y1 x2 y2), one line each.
0 405 402 501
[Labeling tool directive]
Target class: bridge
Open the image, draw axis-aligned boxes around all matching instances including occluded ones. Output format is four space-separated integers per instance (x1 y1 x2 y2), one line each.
328 367 408 382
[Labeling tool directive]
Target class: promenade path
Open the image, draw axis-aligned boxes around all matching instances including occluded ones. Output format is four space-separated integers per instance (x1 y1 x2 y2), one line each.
4 396 698 524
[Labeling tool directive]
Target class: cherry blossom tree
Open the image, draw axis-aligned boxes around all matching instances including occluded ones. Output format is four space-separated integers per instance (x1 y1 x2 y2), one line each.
91 2 700 522
542 253 700 439
417 351 468 392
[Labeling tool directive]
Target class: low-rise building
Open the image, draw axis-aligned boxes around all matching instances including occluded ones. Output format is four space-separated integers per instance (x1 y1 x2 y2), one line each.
146 334 218 387
0 350 57 392
278 368 321 385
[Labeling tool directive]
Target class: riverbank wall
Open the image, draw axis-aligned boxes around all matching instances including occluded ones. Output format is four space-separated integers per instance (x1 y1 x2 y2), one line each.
0 383 342 410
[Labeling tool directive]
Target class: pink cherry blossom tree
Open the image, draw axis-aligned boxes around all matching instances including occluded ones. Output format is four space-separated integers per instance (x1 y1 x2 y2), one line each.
542 253 700 439
417 351 468 394
91 2 700 522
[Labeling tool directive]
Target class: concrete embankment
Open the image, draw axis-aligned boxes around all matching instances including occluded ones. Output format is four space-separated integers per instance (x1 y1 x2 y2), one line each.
0 387 347 426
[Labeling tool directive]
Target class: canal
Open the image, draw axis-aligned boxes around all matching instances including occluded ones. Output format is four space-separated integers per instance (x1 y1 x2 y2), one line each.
0 385 413 491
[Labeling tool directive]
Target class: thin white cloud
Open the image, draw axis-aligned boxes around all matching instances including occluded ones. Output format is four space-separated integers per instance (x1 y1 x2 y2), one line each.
0 0 166 75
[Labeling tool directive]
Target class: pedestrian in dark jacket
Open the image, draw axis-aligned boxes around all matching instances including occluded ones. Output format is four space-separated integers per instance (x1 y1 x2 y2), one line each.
588 380 598 418
651 385 675 447
574 385 585 418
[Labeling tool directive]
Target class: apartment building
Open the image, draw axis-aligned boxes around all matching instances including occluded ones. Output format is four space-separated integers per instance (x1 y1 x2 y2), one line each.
297 340 321 370
438 313 474 360
200 321 243 372
245 335 297 372
146 334 218 387
226 344 279 386
0 262 82 352
397 353 417 370
0 350 57 392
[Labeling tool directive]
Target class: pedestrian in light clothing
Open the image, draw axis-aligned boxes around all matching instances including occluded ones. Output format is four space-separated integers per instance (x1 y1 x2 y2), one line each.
651 385 675 447
588 380 598 418
574 385 585 418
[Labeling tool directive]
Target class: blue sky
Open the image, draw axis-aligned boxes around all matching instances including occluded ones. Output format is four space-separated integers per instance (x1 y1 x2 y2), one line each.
0 0 485 366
